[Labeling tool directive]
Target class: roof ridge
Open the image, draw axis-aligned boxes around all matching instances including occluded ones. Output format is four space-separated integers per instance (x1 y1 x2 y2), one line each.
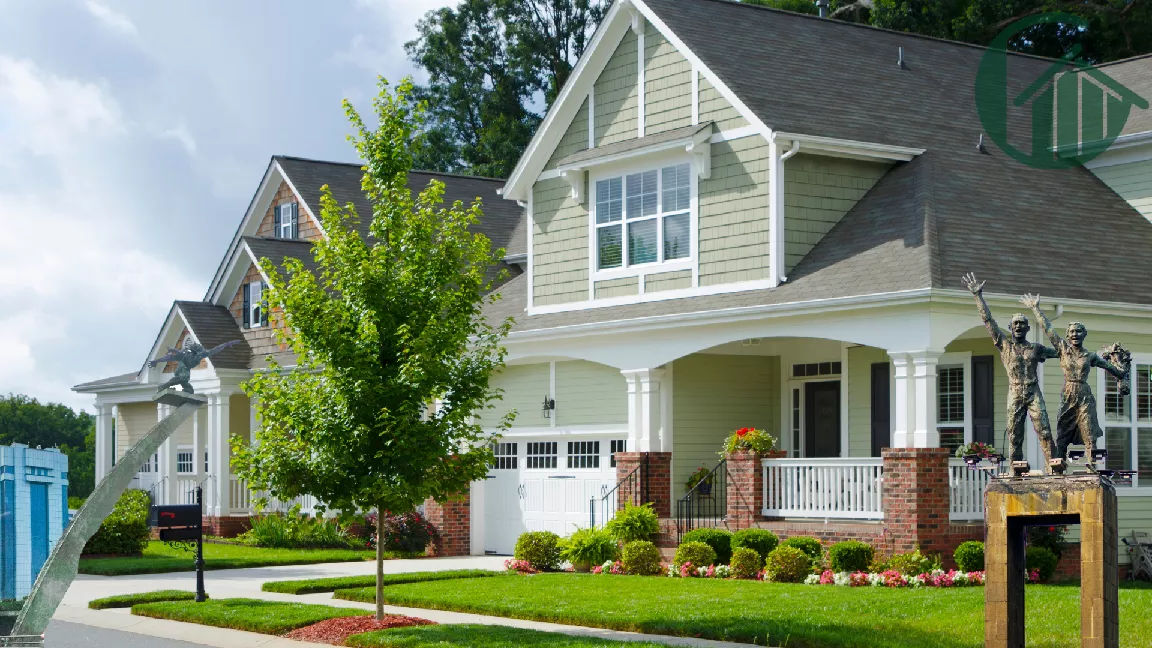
676 0 1069 64
274 154 509 183
1091 52 1152 69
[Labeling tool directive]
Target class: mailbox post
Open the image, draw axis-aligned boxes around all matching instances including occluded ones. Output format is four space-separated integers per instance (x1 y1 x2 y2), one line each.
149 487 206 602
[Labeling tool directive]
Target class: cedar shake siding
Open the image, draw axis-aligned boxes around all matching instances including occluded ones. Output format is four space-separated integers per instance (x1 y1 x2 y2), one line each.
228 263 288 358
256 181 323 242
163 328 208 372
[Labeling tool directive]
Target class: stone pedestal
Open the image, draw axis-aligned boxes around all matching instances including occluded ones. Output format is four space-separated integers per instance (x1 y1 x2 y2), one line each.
985 475 1118 648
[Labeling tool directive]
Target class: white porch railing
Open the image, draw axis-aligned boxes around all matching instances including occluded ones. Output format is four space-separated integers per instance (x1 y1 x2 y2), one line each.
229 476 318 515
949 458 991 521
762 458 884 520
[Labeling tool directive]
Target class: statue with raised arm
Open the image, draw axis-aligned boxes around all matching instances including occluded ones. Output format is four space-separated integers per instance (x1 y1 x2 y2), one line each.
963 273 1058 468
149 339 242 394
1022 293 1131 462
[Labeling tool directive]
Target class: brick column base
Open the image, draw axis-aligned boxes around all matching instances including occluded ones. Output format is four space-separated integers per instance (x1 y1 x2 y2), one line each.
726 450 785 530
424 494 470 557
202 516 251 538
881 448 951 556
613 452 672 518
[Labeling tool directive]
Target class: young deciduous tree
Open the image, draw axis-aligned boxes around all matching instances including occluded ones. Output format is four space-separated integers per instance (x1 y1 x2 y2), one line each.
233 79 513 620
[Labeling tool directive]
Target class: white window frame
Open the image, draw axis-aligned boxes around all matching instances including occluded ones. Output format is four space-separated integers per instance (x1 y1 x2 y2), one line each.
566 440 601 470
248 280 263 329
176 446 194 475
936 352 973 447
278 204 295 239
588 155 695 282
524 441 559 471
1098 354 1151 490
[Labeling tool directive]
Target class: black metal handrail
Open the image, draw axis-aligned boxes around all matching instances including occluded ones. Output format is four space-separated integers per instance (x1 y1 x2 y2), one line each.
590 455 647 528
675 459 727 544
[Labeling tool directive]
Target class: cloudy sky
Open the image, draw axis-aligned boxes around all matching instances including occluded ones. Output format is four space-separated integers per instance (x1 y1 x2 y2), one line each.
0 0 453 411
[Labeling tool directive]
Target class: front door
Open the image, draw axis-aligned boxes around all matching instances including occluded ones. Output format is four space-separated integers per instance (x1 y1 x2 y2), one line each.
805 381 841 458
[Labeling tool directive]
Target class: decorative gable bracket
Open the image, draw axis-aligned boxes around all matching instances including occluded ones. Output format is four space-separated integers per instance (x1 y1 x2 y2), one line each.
686 138 711 180
561 169 586 203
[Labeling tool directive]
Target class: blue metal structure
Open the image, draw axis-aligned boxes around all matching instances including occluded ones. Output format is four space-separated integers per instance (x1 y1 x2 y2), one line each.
0 445 68 601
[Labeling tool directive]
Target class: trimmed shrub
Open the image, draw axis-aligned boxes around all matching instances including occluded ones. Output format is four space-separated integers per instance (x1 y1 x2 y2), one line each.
605 502 660 543
730 547 762 579
82 489 151 556
561 527 618 570
241 507 361 550
828 541 874 573
764 546 812 583
781 536 823 561
731 528 778 561
514 531 562 571
1026 546 1059 582
681 528 732 565
621 540 663 576
378 511 439 553
954 541 986 573
674 541 717 569
887 548 941 576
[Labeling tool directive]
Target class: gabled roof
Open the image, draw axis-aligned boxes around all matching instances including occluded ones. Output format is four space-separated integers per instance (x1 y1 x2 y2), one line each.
73 372 139 392
244 236 319 276
1095 54 1152 137
175 301 252 370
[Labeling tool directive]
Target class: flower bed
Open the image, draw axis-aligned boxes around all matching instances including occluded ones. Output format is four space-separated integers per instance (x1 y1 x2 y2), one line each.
803 569 991 588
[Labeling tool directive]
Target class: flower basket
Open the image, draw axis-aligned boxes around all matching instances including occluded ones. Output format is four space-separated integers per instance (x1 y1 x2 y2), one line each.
686 466 714 495
721 427 777 457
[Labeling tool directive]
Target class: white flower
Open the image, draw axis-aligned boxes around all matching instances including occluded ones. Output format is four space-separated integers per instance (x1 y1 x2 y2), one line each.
714 565 732 578
868 573 884 587
804 574 821 585
603 560 615 570
833 572 851 586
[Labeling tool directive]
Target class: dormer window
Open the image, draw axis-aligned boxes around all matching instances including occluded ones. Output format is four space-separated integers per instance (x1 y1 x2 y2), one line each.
242 280 267 328
274 203 298 239
593 162 692 273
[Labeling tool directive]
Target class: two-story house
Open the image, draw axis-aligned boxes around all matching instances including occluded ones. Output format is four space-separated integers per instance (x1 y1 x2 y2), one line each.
77 0 1151 566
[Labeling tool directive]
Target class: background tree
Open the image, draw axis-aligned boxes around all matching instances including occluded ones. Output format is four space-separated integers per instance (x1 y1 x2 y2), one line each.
233 78 513 620
406 0 607 177
0 394 95 498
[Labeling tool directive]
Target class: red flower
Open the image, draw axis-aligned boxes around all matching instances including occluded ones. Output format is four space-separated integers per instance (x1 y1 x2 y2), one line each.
737 428 748 437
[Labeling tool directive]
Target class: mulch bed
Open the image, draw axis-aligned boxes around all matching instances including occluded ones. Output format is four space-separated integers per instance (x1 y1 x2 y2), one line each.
284 614 436 645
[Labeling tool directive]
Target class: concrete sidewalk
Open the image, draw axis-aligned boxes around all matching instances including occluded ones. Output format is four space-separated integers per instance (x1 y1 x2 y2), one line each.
56 556 765 647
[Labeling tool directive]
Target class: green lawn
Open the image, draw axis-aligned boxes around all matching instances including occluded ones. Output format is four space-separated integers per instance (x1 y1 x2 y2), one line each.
89 590 201 609
374 574 1152 648
264 569 498 595
78 541 376 575
346 624 678 648
131 598 369 635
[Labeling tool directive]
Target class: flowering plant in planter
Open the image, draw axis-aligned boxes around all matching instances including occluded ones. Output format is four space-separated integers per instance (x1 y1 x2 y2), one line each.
954 441 998 459
721 427 777 456
685 466 714 493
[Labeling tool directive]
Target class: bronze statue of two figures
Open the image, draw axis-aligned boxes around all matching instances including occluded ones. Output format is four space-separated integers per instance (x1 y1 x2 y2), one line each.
964 273 1131 473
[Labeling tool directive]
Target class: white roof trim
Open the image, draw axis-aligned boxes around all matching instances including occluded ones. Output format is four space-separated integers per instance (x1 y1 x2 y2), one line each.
771 132 925 162
277 161 326 239
1082 131 1152 169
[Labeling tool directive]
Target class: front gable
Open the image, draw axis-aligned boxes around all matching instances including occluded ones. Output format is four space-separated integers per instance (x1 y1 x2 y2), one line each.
255 181 324 242
227 261 288 359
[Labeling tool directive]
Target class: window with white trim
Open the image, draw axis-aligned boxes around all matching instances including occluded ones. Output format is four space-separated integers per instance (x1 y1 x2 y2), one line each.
275 203 298 240
567 441 600 469
937 365 966 451
176 449 193 474
243 281 266 329
491 442 517 470
609 439 627 467
525 442 557 470
138 453 158 474
1102 362 1152 487
594 162 691 272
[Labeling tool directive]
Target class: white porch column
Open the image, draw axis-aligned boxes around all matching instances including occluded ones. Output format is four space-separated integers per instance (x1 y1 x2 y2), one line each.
910 351 942 448
192 407 202 478
94 404 115 481
208 393 232 516
621 368 666 453
891 354 911 448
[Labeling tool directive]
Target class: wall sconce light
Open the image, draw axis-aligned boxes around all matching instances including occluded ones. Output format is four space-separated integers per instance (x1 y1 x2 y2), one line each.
542 395 556 419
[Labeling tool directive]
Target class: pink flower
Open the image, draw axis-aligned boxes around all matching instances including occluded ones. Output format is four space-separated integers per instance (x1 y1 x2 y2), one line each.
850 572 870 587
819 570 835 585
881 570 907 588
679 562 695 578
591 565 603 574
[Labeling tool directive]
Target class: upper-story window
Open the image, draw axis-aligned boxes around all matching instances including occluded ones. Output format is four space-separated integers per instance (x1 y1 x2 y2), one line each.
594 162 692 273
242 280 267 328
274 203 298 239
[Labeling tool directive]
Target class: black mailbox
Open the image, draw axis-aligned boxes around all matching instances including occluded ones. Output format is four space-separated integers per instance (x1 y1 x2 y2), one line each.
150 504 202 529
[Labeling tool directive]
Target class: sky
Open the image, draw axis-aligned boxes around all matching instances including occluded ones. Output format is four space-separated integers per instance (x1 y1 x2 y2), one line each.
0 0 454 412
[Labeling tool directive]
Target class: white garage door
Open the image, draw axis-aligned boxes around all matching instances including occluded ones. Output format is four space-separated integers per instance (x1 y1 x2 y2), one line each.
484 437 623 555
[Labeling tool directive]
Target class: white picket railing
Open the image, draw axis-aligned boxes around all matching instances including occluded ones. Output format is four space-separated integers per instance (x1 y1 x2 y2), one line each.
762 458 885 520
229 476 318 515
949 458 992 521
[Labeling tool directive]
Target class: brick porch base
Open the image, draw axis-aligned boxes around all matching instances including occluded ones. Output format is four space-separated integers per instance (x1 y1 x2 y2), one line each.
202 515 251 538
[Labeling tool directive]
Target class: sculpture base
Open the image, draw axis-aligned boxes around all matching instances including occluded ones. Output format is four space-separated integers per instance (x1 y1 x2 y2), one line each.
985 474 1118 648
154 389 208 407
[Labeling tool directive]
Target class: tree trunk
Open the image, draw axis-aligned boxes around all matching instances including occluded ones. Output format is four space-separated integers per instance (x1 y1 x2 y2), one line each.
375 509 385 621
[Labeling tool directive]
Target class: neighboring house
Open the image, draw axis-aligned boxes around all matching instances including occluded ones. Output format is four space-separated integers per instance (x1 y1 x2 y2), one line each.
1084 54 1152 222
0 445 69 599
76 0 1152 566
73 156 523 536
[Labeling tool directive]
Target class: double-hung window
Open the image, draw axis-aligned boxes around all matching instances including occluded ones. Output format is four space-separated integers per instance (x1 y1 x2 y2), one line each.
243 281 267 328
274 203 298 240
594 162 691 272
1102 361 1152 487
937 366 966 451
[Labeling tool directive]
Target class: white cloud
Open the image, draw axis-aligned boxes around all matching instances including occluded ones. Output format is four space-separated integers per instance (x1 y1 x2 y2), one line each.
158 122 197 156
83 0 138 37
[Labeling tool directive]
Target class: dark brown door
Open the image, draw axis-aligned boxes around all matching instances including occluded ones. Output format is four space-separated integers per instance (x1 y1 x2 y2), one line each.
805 381 841 458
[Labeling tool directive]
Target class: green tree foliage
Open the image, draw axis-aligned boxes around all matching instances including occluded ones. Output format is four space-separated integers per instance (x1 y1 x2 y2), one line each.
744 0 1152 63
233 78 513 619
405 0 607 177
0 394 95 498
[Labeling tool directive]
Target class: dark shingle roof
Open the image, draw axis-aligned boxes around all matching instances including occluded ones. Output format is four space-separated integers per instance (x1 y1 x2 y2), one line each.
484 0 1152 332
73 372 139 391
175 301 252 370
1096 54 1152 137
554 122 712 167
244 236 318 276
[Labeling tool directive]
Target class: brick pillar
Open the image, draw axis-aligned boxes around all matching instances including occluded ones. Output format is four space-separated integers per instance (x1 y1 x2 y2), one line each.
424 493 470 557
881 448 950 555
726 450 784 530
613 452 672 518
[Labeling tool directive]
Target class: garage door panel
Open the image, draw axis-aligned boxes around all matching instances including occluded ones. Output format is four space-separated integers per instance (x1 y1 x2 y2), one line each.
543 479 565 513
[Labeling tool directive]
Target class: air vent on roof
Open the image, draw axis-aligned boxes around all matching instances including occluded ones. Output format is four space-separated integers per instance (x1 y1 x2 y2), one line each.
977 134 990 155
816 0 828 18
898 47 908 70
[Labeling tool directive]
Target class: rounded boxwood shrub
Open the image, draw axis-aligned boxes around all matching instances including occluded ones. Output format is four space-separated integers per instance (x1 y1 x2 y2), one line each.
1026 546 1059 582
674 541 718 568
514 531 562 571
764 545 812 583
781 536 823 561
82 489 151 556
605 502 660 543
681 528 732 565
560 527 618 570
730 547 762 579
828 540 874 573
887 548 940 576
621 540 663 575
954 541 985 573
731 528 778 561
